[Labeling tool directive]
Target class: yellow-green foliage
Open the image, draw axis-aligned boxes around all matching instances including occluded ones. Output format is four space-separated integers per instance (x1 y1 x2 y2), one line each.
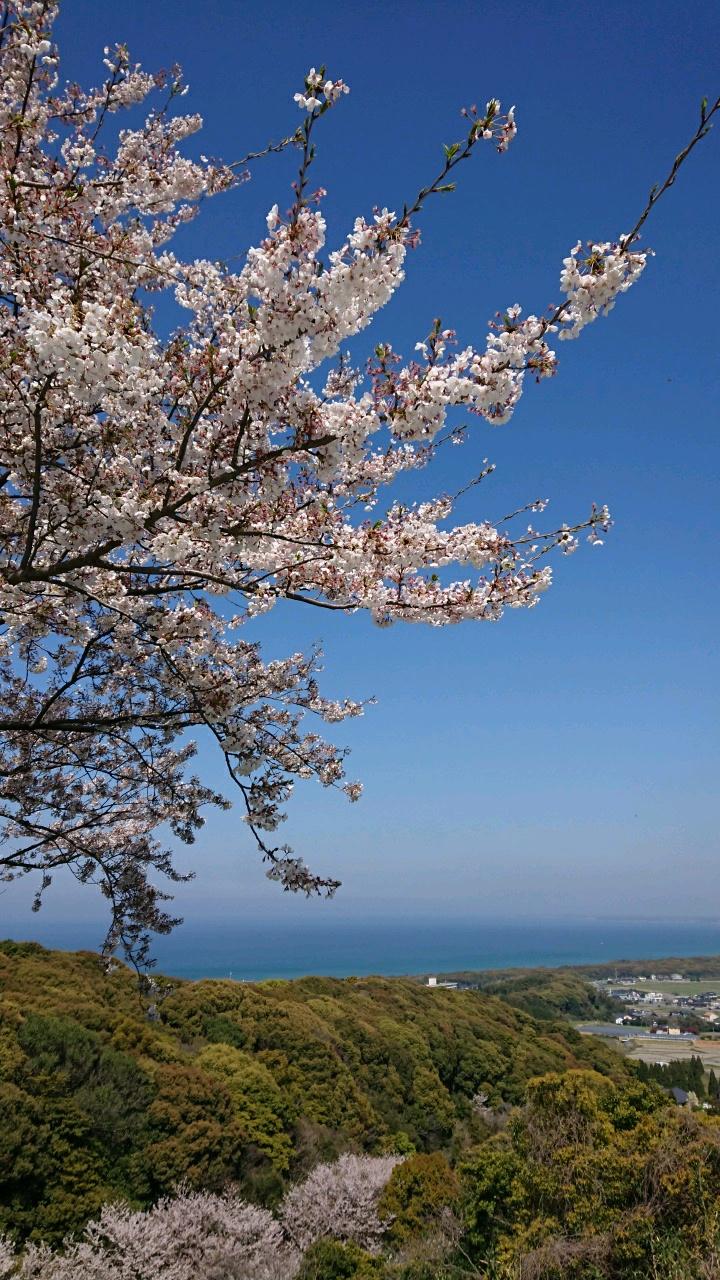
296 1238 386 1278
379 1152 459 1245
197 1043 294 1171
446 968 624 1021
0 940 628 1245
460 1068 720 1279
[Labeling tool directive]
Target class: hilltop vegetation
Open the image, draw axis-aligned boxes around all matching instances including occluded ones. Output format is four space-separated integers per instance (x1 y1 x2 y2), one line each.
3 943 720 1277
433 968 623 1022
459 1068 720 1280
0 940 627 1245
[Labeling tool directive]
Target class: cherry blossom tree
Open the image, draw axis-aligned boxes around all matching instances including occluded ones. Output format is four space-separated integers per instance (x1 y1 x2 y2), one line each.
4 1189 300 1279
0 1160 402 1277
280 1153 403 1252
0 1239 15 1280
0 0 716 961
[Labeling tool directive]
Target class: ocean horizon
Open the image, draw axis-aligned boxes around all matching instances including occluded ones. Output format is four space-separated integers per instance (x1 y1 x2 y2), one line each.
4 915 720 982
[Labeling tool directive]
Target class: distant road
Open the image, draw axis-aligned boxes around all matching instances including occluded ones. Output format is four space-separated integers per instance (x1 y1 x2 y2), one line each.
577 1023 695 1040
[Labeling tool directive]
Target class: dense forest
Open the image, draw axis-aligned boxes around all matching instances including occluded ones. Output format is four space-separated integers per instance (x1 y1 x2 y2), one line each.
430 969 624 1022
3 942 720 1278
0 940 625 1245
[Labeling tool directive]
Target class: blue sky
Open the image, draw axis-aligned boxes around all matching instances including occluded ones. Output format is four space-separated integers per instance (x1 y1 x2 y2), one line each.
3 0 719 941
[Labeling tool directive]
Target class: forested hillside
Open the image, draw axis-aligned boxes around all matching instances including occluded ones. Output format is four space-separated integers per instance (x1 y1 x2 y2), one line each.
3 942 720 1277
0 940 627 1244
433 968 623 1021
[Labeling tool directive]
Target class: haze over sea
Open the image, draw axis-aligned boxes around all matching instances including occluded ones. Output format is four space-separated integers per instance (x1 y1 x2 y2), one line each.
8 917 720 982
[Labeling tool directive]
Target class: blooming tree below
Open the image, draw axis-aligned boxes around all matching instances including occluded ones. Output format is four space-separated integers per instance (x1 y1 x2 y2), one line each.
0 1156 403 1277
280 1152 403 1252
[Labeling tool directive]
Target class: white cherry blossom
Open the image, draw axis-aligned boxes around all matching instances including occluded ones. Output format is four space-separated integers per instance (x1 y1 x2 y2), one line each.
0 1 714 961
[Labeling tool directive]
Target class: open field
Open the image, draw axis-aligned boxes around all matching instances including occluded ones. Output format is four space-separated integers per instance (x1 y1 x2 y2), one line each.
623 1039 720 1068
580 1027 720 1067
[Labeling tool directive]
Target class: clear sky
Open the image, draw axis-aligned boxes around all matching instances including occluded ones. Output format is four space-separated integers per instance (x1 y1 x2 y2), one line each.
3 0 719 940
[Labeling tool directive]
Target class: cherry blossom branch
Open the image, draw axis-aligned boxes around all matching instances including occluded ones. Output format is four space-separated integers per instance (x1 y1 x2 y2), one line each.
0 4 715 961
621 93 720 249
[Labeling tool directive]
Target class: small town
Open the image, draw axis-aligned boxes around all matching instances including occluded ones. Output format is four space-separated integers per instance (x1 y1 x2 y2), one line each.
568 973 720 1079
595 972 720 1029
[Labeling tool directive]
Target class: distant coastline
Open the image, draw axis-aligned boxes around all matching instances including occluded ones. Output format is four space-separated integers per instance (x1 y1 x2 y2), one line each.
4 916 720 983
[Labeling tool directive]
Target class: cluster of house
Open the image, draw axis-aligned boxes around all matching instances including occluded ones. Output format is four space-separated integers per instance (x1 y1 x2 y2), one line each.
674 993 720 1019
597 974 720 1031
610 988 665 1006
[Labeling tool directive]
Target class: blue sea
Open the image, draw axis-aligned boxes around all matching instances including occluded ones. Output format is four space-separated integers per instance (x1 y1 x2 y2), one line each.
7 916 720 982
